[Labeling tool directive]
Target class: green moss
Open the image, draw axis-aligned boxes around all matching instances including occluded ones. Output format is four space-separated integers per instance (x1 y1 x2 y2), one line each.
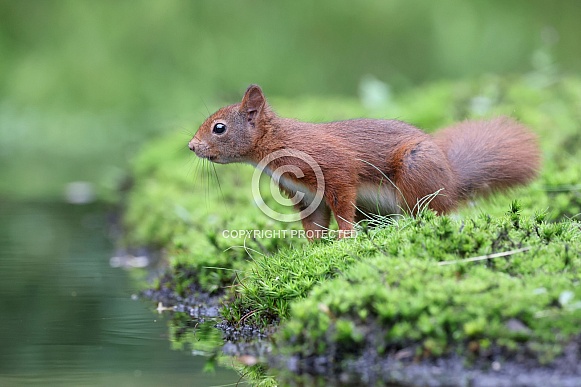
122 75 581 382
275 210 581 363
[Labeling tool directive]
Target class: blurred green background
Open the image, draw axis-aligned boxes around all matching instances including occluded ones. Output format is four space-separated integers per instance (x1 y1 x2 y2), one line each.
1 0 580 200
1 2 580 386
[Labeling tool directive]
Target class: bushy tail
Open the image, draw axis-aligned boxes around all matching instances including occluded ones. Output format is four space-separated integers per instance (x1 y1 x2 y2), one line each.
433 117 541 200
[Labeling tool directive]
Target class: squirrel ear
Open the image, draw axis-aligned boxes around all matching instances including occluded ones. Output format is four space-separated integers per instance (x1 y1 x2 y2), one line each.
240 84 265 126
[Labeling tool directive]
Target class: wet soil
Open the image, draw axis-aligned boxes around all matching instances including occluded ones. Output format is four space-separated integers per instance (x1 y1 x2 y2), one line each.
277 342 581 386
141 271 581 386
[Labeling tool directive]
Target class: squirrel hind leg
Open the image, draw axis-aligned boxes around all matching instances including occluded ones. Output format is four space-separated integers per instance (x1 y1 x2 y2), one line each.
394 141 459 215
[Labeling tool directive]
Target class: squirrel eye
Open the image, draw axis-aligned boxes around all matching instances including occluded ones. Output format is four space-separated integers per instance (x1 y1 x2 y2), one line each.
212 123 227 135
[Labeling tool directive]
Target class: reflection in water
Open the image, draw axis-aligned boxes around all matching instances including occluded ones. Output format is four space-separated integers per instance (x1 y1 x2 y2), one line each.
0 201 239 386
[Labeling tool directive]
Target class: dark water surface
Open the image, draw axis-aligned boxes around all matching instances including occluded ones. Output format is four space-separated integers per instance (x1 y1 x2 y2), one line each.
0 201 239 386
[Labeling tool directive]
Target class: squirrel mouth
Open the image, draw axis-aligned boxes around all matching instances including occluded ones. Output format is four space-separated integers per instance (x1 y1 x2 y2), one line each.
194 150 226 164
193 150 216 162
202 154 220 163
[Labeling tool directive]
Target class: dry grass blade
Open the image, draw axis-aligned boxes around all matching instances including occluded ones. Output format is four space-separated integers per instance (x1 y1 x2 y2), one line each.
438 247 531 266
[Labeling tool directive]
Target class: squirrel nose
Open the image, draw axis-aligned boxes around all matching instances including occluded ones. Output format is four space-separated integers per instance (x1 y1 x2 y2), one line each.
188 140 197 152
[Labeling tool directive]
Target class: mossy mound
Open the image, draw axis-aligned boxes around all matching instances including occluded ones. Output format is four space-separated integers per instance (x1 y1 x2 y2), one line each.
276 208 581 366
124 75 581 294
123 75 581 385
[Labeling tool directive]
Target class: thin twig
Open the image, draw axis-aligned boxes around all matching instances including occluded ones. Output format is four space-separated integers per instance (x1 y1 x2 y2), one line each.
237 309 259 327
438 247 531 266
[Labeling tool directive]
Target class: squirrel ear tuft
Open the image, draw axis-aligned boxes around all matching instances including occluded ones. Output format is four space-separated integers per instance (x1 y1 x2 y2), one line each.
240 84 265 126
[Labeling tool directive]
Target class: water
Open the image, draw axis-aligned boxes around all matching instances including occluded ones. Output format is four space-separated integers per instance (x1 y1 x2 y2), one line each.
0 201 239 387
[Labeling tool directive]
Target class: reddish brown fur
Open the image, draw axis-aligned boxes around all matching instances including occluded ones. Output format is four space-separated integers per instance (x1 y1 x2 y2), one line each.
433 118 540 199
189 85 541 239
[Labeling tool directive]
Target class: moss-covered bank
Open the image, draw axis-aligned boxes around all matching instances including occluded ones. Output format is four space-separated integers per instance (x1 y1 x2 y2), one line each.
123 75 581 385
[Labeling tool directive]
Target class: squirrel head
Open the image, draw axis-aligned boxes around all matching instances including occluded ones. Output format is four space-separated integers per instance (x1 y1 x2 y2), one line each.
189 84 268 164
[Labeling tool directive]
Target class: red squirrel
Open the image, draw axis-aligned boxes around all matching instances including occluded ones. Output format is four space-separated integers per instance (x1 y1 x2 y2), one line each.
189 85 540 239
